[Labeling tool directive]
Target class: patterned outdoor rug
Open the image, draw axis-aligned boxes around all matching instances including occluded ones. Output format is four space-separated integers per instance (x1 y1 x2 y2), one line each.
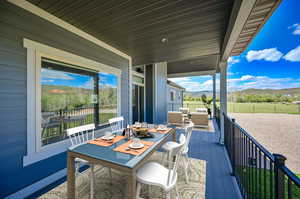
39 152 206 199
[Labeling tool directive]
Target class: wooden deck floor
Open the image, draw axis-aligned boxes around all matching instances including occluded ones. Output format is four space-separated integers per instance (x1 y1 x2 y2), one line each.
174 121 241 199
31 120 241 199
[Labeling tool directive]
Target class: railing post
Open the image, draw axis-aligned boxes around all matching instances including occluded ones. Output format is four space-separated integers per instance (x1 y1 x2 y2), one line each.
274 153 287 199
59 109 63 135
231 118 236 176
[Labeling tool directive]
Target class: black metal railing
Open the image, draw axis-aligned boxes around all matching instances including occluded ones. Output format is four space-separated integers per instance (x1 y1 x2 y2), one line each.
215 105 221 129
223 113 300 199
41 106 95 146
168 102 211 112
167 102 183 112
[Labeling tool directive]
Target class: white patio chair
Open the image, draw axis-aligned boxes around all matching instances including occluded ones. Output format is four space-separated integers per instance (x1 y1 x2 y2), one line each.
67 124 113 198
136 134 186 199
67 124 96 198
109 116 124 134
161 122 194 183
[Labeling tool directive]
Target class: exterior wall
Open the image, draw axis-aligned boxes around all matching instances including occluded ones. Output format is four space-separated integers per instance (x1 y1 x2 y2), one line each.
153 62 168 124
0 2 130 197
167 85 183 111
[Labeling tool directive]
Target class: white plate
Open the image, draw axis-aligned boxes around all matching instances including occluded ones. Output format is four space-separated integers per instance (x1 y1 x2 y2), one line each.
101 135 115 140
157 127 167 131
129 143 144 149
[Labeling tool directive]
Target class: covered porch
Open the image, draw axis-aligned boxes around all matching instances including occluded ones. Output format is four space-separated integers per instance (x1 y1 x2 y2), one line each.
1 0 294 199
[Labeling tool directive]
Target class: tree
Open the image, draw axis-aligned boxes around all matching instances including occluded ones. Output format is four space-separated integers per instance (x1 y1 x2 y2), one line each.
201 94 213 117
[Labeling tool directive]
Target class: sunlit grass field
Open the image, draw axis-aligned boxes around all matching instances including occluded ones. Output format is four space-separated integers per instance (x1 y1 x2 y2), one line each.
183 101 300 114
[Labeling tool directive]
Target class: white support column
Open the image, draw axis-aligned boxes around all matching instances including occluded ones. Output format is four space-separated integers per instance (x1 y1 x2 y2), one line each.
219 62 228 144
212 74 216 117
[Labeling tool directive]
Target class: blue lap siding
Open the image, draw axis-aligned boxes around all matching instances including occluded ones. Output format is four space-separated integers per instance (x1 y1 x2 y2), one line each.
0 1 130 197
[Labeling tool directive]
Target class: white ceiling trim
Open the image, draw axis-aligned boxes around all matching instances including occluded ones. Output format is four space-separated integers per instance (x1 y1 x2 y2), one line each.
221 0 257 62
167 70 216 78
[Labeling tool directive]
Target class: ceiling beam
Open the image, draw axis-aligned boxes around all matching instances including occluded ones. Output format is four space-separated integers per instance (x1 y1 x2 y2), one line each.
220 0 257 62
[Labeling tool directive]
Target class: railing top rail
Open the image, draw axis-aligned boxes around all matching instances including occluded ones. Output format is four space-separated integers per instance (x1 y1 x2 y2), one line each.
281 166 300 187
223 112 275 161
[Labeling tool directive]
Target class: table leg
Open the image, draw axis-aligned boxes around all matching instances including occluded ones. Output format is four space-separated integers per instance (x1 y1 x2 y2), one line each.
172 129 176 142
127 170 137 199
67 152 76 199
172 130 177 162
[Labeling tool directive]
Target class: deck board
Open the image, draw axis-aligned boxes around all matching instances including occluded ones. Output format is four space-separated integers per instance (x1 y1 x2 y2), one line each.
174 121 241 199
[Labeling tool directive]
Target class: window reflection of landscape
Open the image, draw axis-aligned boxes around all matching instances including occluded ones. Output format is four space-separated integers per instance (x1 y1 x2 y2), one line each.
40 59 119 146
99 73 118 124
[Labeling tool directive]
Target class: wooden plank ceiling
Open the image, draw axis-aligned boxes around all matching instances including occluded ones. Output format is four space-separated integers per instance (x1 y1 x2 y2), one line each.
27 0 233 66
27 0 279 73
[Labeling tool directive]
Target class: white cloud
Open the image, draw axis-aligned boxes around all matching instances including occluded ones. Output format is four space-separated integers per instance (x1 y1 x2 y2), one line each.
246 48 283 62
240 75 255 81
80 79 94 89
283 46 300 61
41 79 54 83
288 23 300 35
169 77 192 83
170 74 300 92
228 75 300 91
228 56 240 66
41 68 74 80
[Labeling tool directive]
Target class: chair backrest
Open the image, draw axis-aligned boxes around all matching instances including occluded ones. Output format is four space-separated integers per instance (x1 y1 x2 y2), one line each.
67 124 95 147
168 111 183 124
109 116 124 133
167 134 186 185
179 107 189 114
183 122 194 154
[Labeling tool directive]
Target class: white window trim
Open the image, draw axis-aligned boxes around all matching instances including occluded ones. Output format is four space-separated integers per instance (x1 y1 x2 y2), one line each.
23 38 121 166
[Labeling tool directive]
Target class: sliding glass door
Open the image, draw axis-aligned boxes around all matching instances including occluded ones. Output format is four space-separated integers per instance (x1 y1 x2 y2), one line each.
132 84 144 123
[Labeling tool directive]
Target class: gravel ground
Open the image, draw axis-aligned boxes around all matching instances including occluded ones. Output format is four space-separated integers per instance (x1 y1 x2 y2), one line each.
229 113 300 174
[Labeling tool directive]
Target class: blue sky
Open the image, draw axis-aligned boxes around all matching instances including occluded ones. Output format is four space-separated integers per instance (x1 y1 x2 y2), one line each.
41 68 118 89
170 0 300 92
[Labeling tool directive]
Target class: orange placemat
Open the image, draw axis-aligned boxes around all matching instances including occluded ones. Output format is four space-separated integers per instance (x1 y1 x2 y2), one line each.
148 128 172 134
88 135 125 147
113 140 154 156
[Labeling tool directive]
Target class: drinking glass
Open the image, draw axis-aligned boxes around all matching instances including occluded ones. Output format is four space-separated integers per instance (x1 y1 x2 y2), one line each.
142 122 147 128
132 138 141 147
148 124 154 129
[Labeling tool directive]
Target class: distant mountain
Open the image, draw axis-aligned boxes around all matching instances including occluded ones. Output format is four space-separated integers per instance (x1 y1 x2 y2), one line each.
184 87 300 98
231 87 300 96
184 91 213 97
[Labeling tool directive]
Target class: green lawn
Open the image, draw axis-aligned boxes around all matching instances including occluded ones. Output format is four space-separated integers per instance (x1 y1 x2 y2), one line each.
183 101 300 114
235 166 300 199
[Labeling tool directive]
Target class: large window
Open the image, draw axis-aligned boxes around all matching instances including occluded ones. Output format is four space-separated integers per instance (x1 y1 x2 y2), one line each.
40 58 119 146
23 39 123 166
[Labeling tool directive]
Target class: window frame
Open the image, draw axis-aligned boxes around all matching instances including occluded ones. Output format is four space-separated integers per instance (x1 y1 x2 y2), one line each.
170 90 175 102
23 38 122 166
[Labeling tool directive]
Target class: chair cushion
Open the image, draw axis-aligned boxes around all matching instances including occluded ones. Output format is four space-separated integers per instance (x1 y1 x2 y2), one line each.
136 162 177 191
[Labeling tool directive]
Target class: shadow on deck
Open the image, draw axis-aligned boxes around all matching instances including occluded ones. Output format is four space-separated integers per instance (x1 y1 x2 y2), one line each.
179 120 241 199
